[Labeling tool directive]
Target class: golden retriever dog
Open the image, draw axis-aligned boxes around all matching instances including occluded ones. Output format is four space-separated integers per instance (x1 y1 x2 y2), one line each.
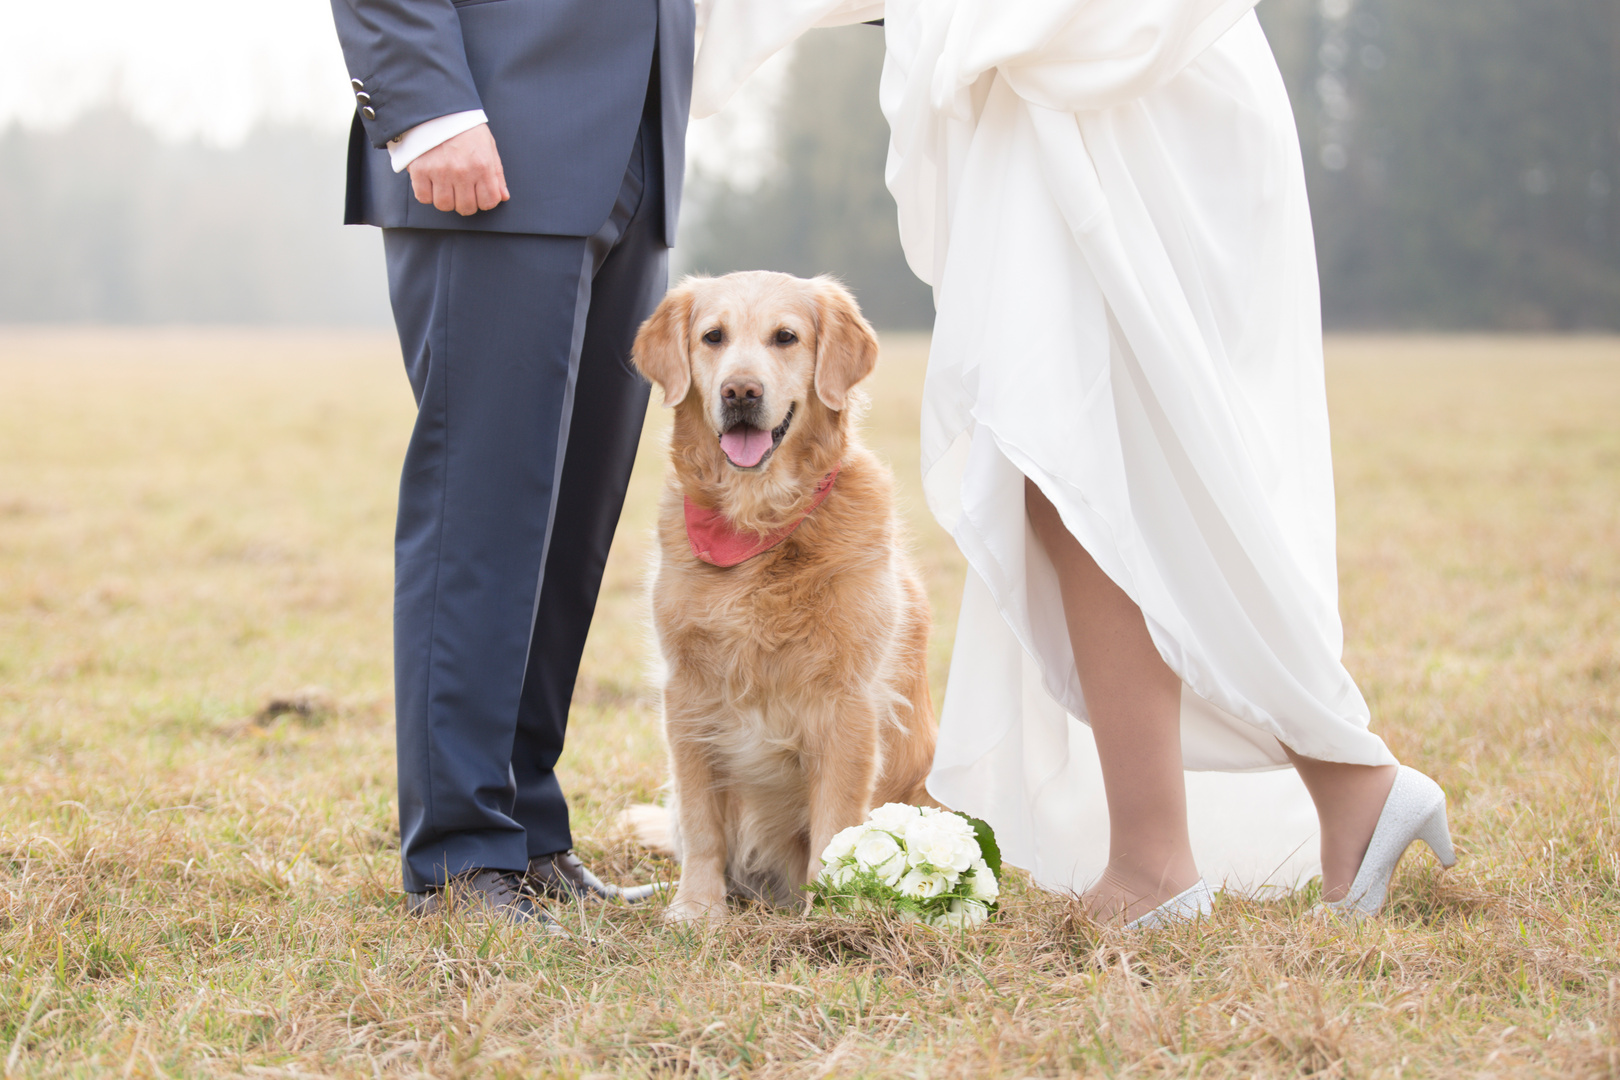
624 271 937 921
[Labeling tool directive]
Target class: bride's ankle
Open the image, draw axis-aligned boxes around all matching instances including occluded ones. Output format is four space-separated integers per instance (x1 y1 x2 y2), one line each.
1316 763 1399 901
1083 860 1200 924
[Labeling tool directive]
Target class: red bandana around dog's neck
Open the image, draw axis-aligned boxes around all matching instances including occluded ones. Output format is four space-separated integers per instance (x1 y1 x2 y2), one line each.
684 466 841 568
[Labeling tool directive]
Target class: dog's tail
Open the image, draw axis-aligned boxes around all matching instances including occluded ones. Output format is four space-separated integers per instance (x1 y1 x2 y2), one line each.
619 803 677 856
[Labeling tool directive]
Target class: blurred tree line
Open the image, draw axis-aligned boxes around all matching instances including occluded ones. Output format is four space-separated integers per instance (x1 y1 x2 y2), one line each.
0 109 390 324
4 1 1619 328
687 2 1620 330
677 24 935 329
1262 0 1620 328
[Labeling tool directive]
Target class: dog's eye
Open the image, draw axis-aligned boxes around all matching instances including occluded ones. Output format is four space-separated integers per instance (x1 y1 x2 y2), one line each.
774 329 798 345
702 328 723 345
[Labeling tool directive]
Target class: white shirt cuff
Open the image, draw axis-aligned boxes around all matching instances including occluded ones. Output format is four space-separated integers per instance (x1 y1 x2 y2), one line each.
386 109 489 173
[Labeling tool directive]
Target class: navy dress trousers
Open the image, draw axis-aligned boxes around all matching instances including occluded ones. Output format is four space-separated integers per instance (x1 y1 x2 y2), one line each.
329 0 694 893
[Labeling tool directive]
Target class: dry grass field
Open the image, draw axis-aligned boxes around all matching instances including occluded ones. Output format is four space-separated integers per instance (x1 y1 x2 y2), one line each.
0 328 1616 1078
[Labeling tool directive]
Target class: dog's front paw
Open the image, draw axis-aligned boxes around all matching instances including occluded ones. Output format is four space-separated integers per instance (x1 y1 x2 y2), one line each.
663 892 727 924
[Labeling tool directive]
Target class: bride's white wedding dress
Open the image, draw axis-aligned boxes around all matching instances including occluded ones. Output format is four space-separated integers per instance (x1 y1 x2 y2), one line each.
691 0 1397 895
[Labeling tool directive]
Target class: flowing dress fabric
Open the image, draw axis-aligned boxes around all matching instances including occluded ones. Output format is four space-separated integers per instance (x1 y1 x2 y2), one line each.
691 0 1397 895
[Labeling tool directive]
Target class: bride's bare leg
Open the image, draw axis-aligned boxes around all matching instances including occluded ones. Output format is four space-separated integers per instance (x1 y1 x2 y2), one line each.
1025 479 1200 923
1025 481 1398 908
1282 750 1396 902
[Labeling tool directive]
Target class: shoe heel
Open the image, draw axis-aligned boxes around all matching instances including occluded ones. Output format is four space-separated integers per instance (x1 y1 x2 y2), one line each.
1416 802 1456 868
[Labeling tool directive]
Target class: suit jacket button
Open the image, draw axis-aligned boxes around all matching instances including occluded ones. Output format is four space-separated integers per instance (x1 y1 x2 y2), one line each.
355 91 371 103
351 78 365 90
362 106 376 120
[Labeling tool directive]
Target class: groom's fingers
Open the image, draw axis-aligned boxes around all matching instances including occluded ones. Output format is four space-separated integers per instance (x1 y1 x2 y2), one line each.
411 169 436 210
485 157 511 210
474 171 509 212
435 178 458 214
454 176 480 217
474 179 499 213
407 123 510 216
473 155 510 212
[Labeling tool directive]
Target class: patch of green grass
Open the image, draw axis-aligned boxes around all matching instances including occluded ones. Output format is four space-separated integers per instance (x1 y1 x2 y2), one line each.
0 328 1616 1076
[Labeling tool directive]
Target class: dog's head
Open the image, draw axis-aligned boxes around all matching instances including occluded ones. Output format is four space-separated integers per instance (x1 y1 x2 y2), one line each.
631 271 879 476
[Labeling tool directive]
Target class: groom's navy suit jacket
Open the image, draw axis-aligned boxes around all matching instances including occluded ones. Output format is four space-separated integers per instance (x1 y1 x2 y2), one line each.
332 0 692 245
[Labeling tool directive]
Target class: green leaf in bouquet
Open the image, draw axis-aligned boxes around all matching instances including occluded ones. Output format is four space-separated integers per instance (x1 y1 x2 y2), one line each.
955 813 1001 879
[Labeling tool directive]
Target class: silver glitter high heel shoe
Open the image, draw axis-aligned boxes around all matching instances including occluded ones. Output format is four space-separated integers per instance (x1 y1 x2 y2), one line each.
1125 878 1215 930
1321 764 1457 917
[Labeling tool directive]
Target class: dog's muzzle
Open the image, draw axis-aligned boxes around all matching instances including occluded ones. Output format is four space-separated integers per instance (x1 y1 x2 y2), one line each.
718 401 795 470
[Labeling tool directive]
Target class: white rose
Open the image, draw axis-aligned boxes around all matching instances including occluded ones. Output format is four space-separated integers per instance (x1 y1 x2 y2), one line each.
867 802 922 837
954 835 983 873
821 824 864 865
819 860 856 888
852 830 907 883
897 816 941 860
933 899 990 928
965 858 999 903
906 814 979 874
896 868 951 899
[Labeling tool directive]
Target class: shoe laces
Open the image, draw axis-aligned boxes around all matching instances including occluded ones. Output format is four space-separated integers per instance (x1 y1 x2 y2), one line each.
489 870 531 899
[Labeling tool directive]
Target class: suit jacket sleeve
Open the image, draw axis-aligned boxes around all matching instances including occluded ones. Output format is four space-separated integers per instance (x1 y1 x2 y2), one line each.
330 0 486 148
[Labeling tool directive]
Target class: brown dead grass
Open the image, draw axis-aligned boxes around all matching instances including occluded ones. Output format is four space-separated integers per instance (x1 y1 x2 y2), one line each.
0 328 1616 1077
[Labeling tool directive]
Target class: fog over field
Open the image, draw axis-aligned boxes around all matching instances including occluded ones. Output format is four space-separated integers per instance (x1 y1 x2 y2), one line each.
4 0 1620 328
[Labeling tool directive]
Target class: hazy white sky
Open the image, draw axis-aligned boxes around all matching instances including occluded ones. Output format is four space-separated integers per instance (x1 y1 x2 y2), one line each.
0 0 786 181
0 0 353 140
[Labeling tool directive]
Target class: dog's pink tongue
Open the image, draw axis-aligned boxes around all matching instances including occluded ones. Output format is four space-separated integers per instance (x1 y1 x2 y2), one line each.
720 425 773 467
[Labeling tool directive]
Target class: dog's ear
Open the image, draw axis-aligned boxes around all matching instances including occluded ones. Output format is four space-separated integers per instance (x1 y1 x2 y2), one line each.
811 276 879 412
632 279 698 407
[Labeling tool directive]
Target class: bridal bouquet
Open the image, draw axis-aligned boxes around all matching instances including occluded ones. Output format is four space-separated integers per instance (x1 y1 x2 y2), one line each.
809 803 1001 928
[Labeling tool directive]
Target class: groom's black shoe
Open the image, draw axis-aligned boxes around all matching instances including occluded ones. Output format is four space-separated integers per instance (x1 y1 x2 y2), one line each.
525 851 664 904
405 868 565 933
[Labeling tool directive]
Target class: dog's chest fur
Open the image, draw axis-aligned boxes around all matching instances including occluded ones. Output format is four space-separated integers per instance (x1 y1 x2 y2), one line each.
656 514 899 701
652 468 904 769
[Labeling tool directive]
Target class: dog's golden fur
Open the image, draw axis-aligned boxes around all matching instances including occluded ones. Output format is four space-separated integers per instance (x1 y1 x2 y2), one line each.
626 271 937 921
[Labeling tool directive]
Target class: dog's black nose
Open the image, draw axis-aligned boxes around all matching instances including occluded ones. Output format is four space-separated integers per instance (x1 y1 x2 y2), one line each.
721 377 763 403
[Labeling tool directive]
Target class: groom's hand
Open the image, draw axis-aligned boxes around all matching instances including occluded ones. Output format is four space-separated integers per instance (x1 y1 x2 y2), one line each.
407 123 511 216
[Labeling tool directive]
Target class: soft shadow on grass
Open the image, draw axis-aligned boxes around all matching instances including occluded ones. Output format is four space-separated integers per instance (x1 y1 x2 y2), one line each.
0 329 1616 1076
